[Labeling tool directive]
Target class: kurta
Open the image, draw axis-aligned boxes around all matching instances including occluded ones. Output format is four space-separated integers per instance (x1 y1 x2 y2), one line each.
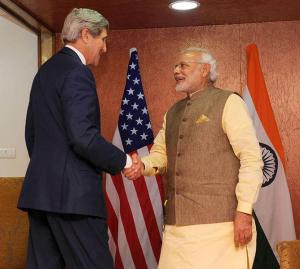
142 88 263 269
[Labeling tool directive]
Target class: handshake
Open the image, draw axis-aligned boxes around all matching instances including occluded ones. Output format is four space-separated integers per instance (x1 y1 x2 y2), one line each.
123 153 145 180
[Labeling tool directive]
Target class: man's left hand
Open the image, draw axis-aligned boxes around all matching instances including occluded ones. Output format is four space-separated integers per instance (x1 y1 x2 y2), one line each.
234 211 253 247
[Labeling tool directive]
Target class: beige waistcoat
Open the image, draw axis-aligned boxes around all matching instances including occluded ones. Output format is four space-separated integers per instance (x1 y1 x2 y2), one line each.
165 87 240 225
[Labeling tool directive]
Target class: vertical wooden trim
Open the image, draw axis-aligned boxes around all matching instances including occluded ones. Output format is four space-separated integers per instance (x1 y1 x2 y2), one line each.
40 28 55 65
38 32 41 67
0 2 38 34
0 0 54 66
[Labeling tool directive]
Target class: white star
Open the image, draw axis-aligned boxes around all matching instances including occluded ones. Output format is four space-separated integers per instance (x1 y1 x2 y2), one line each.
121 123 128 130
120 109 124 115
126 113 133 120
136 118 143 125
122 98 129 105
140 133 148 140
127 74 131 80
127 88 134 95
129 62 136 69
131 103 139 110
125 138 133 145
133 78 140 85
137 92 144 99
142 107 148 114
131 128 138 135
146 122 151 129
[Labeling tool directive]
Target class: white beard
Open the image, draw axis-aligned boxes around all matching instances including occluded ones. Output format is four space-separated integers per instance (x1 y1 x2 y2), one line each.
175 82 189 93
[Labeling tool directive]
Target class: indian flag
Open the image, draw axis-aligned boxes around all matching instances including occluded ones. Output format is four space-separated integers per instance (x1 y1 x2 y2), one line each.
243 44 296 267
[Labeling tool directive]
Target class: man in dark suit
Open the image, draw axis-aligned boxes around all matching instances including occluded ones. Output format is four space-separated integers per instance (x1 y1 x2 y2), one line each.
18 8 137 269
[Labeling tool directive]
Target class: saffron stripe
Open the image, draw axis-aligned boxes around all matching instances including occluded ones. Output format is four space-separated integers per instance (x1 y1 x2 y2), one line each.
246 44 285 165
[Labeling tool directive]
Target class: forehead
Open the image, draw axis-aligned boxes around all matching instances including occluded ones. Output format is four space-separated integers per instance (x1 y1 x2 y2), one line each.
175 51 201 63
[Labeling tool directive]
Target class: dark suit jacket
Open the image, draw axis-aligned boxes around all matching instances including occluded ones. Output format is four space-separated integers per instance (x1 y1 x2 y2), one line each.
18 47 126 218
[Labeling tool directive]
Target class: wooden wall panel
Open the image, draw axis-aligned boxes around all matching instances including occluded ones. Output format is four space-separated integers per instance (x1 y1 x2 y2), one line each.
56 20 300 238
11 0 300 31
0 178 27 269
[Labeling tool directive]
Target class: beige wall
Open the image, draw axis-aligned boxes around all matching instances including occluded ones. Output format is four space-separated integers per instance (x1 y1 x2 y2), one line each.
0 11 38 177
56 20 300 237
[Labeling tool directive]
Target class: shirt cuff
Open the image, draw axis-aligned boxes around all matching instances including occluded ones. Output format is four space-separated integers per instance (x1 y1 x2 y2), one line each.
124 154 132 168
237 200 253 215
142 158 157 176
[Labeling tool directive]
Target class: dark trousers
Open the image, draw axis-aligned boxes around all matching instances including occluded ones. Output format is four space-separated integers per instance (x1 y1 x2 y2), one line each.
25 210 114 269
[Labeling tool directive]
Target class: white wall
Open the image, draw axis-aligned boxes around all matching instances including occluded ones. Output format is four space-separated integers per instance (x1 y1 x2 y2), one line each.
0 10 38 177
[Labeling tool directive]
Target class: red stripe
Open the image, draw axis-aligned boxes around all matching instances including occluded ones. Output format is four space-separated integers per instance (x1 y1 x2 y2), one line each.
105 192 124 269
103 138 124 265
133 176 162 262
105 191 118 243
131 148 163 262
111 173 148 268
114 252 124 269
129 152 161 262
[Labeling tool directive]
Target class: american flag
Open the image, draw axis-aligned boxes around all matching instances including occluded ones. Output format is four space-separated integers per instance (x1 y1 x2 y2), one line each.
105 48 164 269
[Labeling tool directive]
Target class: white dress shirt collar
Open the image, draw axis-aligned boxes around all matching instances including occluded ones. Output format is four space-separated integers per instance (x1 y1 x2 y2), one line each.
65 45 86 65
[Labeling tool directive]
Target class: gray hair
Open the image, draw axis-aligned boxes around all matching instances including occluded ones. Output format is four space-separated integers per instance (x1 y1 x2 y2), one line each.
182 47 218 83
61 8 109 45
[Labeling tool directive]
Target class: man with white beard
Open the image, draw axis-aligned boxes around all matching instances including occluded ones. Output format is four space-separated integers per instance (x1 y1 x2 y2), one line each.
125 47 263 269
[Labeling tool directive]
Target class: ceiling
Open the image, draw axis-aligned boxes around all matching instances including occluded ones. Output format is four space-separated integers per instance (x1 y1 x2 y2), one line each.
7 0 300 32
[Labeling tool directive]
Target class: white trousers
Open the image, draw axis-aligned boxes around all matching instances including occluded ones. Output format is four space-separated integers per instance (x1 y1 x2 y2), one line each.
158 220 256 269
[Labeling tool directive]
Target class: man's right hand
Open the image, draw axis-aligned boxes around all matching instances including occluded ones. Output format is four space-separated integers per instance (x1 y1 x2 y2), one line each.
234 211 253 247
123 153 144 180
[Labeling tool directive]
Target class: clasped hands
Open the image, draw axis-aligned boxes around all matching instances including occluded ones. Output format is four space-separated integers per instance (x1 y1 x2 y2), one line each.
123 153 144 180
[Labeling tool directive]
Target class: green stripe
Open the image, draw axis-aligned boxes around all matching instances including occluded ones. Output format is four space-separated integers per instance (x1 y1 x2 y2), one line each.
253 211 279 269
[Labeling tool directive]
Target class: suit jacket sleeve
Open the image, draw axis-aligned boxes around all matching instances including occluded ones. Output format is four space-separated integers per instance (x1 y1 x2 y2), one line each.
25 90 35 158
61 65 126 174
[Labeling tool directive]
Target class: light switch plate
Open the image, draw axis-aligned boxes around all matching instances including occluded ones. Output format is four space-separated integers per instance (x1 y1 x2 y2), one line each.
0 148 16 159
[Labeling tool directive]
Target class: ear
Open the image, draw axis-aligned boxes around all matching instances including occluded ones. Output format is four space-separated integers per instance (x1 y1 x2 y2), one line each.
202 63 211 78
81 28 90 43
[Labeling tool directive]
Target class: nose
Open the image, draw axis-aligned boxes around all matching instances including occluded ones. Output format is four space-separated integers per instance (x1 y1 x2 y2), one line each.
174 65 180 74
